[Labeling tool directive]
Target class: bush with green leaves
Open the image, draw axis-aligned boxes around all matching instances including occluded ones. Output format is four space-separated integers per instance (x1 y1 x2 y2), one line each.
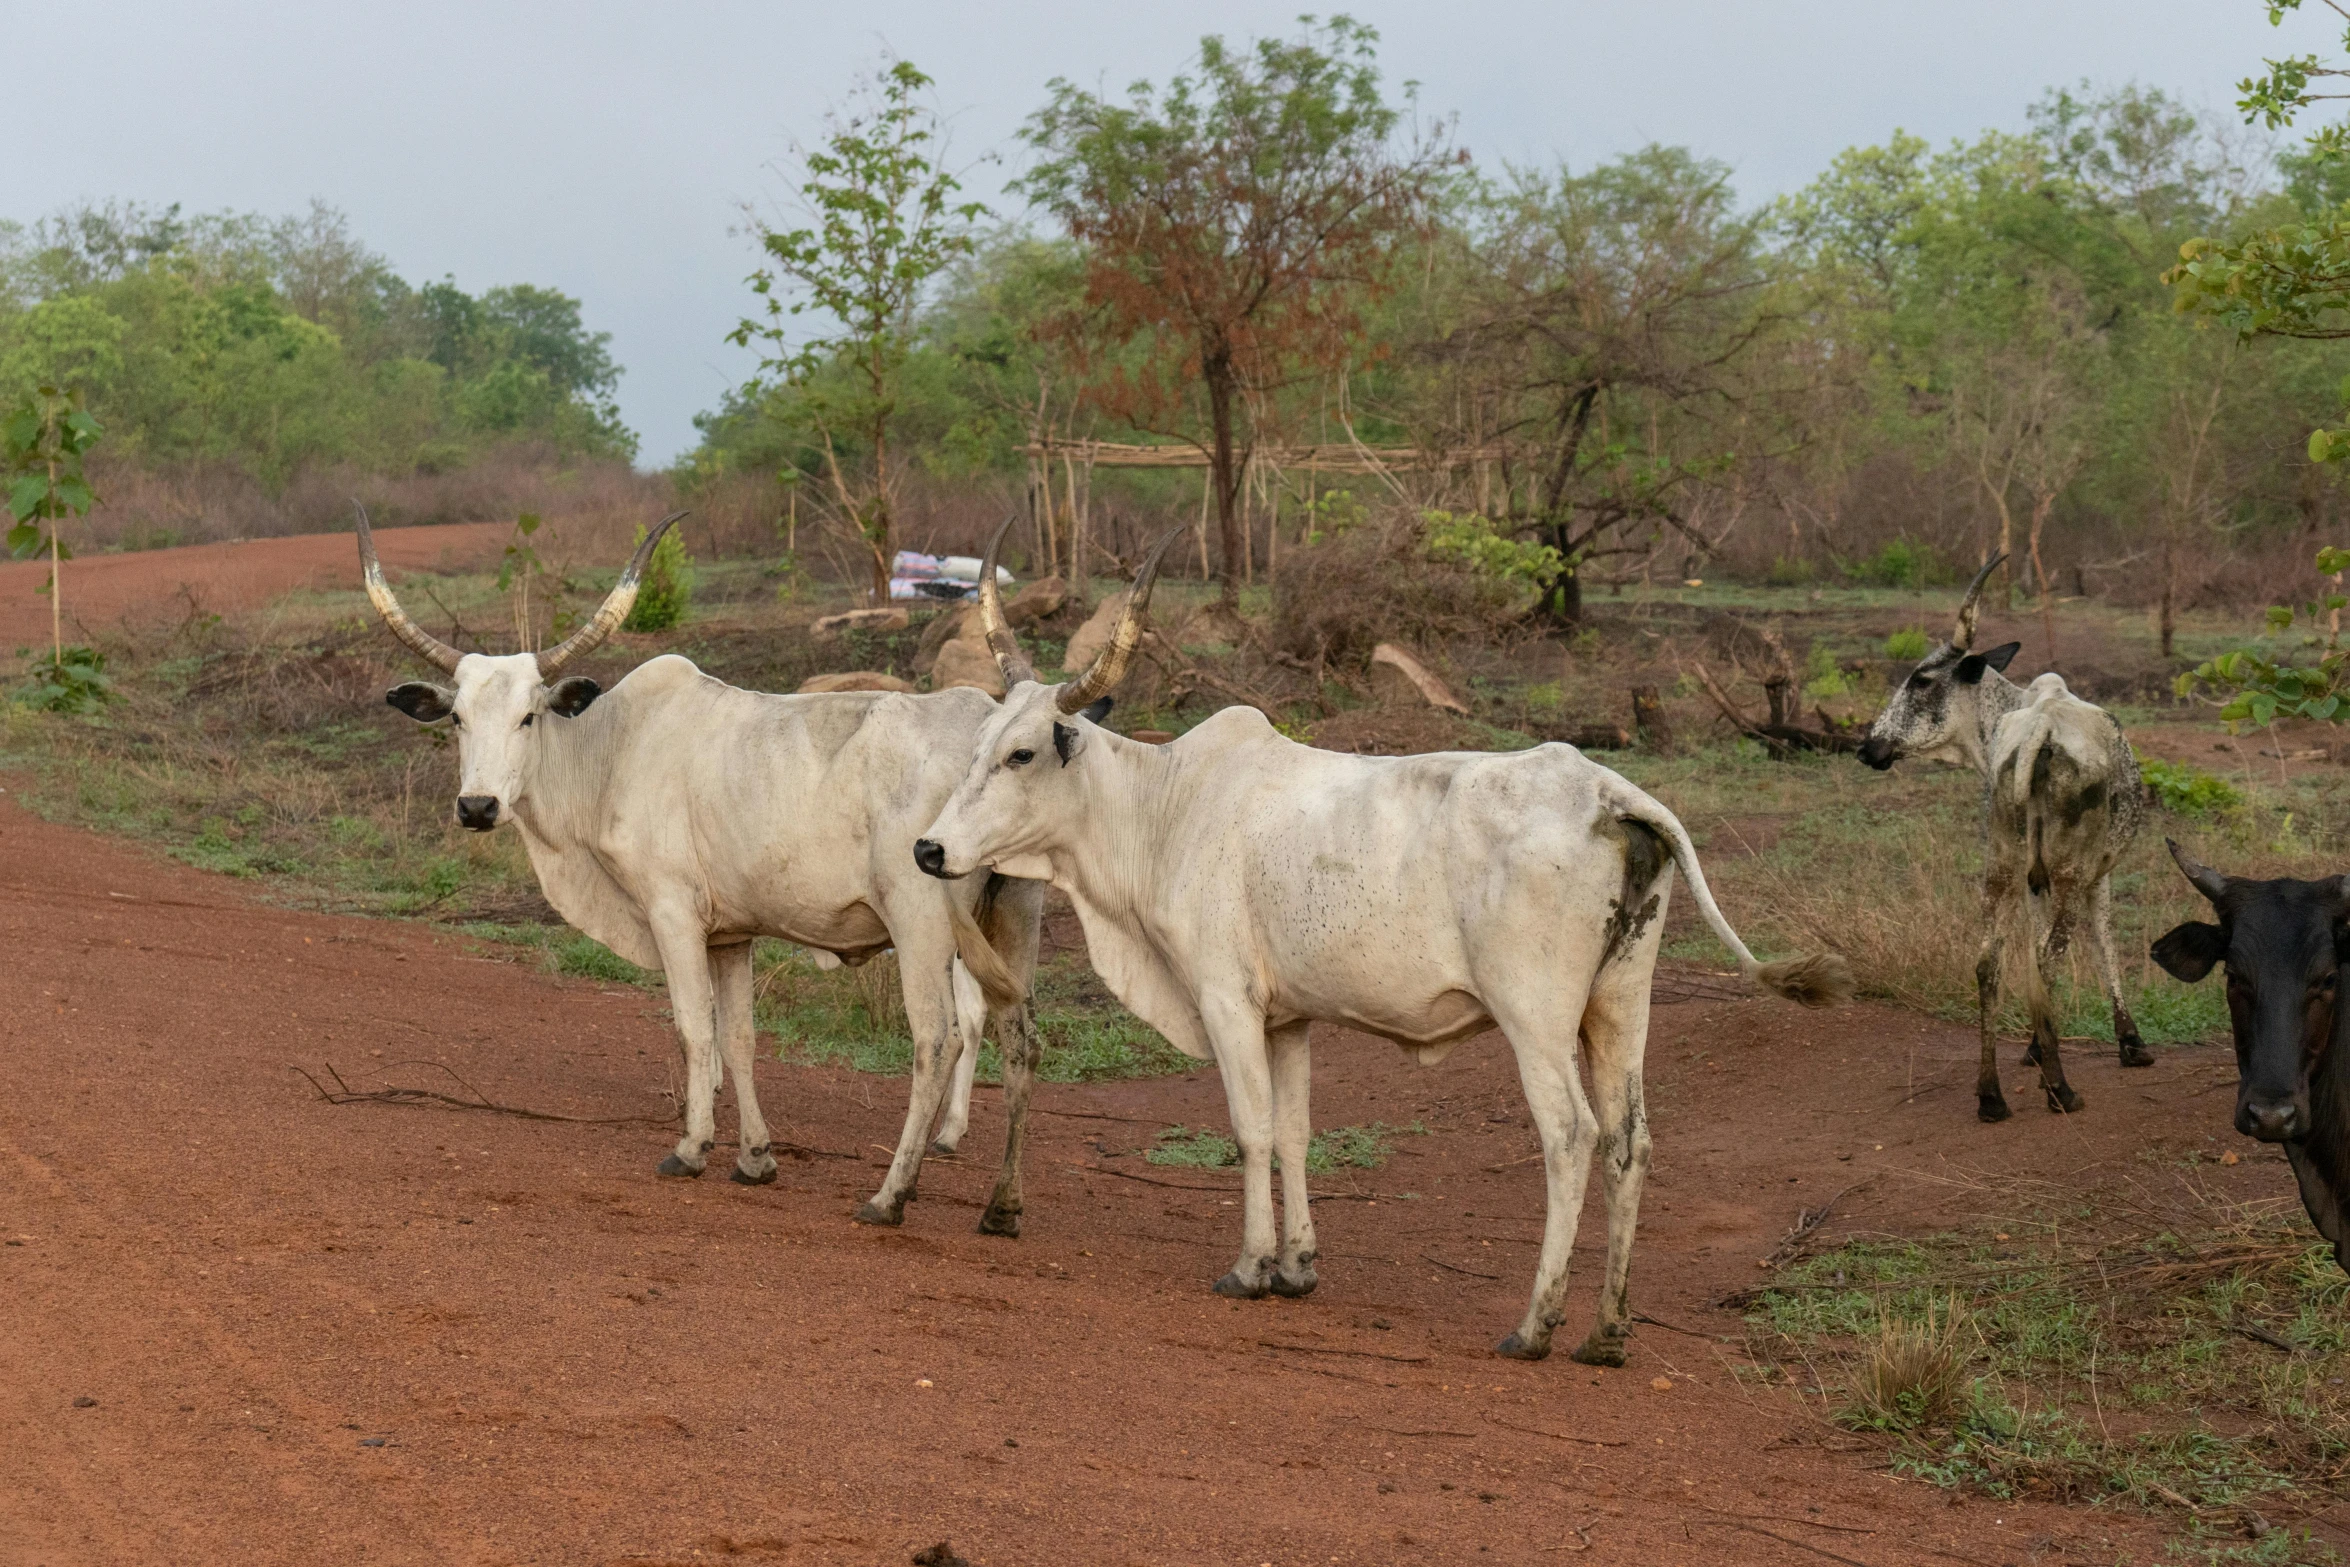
14 644 112 713
1422 510 1566 588
2141 756 2244 817
2178 546 2350 726
621 524 693 632
1885 628 1931 661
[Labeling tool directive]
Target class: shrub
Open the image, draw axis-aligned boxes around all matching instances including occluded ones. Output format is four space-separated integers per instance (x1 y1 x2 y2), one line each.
621 524 693 632
2142 756 2244 816
1802 643 1853 700
1885 628 1930 661
1846 538 1947 591
1273 507 1526 664
15 645 113 714
1767 555 1817 587
1422 510 1565 587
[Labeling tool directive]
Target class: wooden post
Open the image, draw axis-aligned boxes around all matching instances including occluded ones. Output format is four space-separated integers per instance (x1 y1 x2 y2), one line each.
1631 685 1672 753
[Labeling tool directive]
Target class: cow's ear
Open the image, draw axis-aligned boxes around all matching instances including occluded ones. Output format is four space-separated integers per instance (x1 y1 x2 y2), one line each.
1053 720 1087 766
386 682 455 723
1078 696 1114 725
1955 642 2023 684
2151 921 2227 982
547 676 603 718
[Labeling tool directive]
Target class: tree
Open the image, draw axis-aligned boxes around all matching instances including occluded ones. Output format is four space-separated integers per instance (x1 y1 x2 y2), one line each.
2171 2 2350 458
1414 149 1785 621
730 58 986 602
1017 15 1453 605
3 383 102 672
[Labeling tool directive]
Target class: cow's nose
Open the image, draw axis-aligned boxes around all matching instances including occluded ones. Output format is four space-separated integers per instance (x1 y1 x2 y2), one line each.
2238 1098 2303 1142
912 839 949 879
1856 737 1896 772
456 795 500 832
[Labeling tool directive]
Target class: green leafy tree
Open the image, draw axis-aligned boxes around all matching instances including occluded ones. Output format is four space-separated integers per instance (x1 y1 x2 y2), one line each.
1017 15 1454 606
3 383 102 670
730 58 986 601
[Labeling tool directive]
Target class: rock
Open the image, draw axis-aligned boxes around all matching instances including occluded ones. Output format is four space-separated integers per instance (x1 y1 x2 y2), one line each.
1004 575 1067 627
929 638 1006 697
1061 590 1130 674
811 607 910 639
913 604 983 676
1368 643 1468 713
796 671 916 694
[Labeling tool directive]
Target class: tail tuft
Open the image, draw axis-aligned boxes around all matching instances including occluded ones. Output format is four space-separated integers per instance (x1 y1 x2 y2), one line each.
1748 952 1854 1009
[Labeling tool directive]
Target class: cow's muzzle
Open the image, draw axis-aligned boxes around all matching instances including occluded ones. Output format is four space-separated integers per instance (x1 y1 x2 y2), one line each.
1856 736 1898 772
456 795 501 832
2238 1094 2307 1143
912 839 952 879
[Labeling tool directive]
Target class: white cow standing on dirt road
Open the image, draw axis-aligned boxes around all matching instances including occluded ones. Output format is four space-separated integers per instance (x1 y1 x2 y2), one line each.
358 509 1045 1231
911 523 1853 1362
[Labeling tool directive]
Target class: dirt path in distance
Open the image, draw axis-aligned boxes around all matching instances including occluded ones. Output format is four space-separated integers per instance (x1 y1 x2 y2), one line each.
0 522 510 651
0 784 2268 1566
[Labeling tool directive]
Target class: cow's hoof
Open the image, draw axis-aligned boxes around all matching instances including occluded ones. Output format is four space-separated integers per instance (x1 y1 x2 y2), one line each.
1268 1268 1319 1298
853 1199 905 1227
2119 1038 2155 1068
730 1162 777 1187
1212 1271 1270 1300
1977 1097 2012 1124
1494 1332 1552 1361
1568 1334 1627 1368
929 1138 961 1158
656 1154 704 1179
2046 1087 2086 1114
976 1205 1021 1239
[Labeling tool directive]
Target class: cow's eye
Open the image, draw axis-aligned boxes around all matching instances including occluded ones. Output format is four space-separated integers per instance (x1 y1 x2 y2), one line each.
450 714 463 729
1907 672 1932 690
520 714 534 729
1006 748 1035 768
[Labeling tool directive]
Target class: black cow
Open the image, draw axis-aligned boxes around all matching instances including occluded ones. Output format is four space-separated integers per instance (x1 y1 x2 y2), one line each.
2151 839 2350 1269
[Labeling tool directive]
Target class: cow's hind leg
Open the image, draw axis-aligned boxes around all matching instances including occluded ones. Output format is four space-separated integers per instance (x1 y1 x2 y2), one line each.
929 991 983 1158
2089 878 2153 1067
979 998 1041 1237
712 941 777 1185
1201 993 1279 1299
1267 1021 1319 1297
856 919 962 1227
1975 911 2012 1123
1567 951 1655 1368
649 911 721 1177
2023 949 2084 1114
1488 978 1601 1361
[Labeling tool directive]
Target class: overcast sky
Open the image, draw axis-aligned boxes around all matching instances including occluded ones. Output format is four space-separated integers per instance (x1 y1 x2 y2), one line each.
29 1 2345 464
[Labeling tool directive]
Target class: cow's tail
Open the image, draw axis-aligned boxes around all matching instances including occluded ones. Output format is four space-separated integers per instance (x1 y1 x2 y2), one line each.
1608 784 1855 1009
2002 700 2056 809
947 876 1027 1010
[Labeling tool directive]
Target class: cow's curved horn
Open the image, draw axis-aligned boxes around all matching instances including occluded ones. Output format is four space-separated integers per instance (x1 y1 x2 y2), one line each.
974 514 1039 690
2168 838 2230 904
536 511 688 677
355 503 463 674
1953 552 2006 651
1056 522 1187 716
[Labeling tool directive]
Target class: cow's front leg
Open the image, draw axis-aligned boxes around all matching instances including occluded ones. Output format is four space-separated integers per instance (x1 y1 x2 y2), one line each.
1202 995 1278 1299
711 941 777 1185
649 912 721 1177
856 919 962 1227
1267 1021 1319 1298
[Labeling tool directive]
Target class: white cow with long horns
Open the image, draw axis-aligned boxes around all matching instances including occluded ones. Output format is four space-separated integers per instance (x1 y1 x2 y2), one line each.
910 520 1853 1362
357 508 1051 1232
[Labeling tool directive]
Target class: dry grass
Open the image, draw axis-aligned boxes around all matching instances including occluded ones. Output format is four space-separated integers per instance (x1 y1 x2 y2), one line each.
1849 1296 1971 1430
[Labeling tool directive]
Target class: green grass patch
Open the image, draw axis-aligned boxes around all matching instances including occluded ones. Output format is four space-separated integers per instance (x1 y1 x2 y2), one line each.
456 922 662 986
756 943 1197 1084
1742 1218 2350 1525
1144 1120 1425 1172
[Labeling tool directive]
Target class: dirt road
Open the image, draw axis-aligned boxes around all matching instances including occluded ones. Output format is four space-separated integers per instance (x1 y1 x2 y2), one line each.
0 522 510 652
0 787 2282 1564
